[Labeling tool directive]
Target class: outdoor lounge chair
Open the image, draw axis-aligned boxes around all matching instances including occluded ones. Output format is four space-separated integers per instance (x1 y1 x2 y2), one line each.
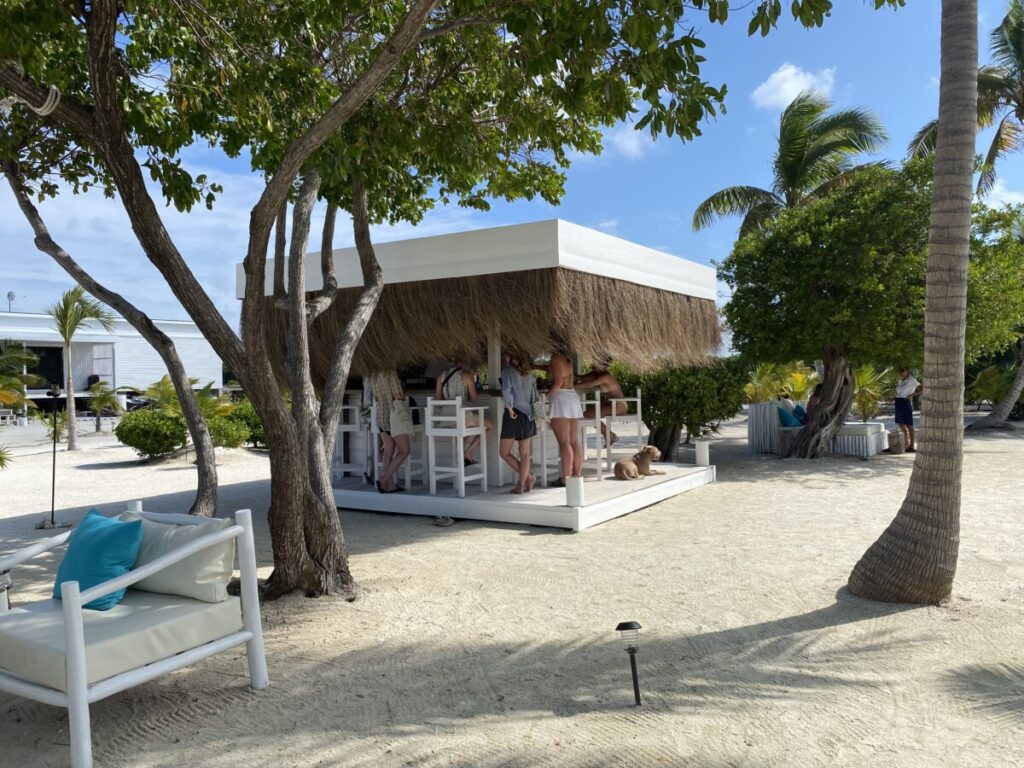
0 507 268 768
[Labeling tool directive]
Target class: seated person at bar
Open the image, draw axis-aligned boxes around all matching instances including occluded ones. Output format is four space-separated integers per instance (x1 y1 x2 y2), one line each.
435 363 492 467
574 368 628 446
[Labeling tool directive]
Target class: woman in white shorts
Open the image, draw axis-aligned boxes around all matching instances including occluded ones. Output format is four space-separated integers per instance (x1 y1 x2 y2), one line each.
546 352 583 487
368 369 412 493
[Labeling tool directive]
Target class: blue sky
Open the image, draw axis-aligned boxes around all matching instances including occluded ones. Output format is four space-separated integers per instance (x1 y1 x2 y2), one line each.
2 1 1021 329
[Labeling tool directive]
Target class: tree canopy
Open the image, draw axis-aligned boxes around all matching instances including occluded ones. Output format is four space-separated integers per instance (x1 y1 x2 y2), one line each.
719 159 1024 369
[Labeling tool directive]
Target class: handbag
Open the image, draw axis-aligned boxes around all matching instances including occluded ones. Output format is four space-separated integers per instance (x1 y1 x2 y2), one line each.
531 377 548 427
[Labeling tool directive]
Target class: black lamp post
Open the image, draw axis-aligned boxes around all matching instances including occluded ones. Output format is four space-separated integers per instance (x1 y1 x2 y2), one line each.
47 382 60 528
615 620 642 706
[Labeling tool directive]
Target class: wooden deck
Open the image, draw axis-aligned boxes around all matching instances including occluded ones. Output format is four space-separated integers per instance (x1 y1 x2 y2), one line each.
333 462 715 531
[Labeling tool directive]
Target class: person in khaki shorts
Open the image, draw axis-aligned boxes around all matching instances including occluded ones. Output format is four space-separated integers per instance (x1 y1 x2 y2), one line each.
368 370 413 493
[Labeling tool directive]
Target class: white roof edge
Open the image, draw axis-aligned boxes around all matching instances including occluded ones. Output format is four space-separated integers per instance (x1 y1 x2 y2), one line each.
236 218 716 301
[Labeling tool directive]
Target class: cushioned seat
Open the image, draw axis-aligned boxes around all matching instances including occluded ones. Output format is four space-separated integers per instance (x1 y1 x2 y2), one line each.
0 590 242 692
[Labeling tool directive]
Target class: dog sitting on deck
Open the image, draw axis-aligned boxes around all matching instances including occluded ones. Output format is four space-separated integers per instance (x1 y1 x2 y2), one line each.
613 445 664 480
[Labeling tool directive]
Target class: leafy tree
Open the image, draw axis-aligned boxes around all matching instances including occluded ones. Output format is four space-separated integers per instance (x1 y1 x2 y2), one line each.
692 91 888 235
87 380 122 433
909 0 1024 194
849 0 978 604
721 159 1024 457
46 286 114 451
616 359 746 460
0 0 905 598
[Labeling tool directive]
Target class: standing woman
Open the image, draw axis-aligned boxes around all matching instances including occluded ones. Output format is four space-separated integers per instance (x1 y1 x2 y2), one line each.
547 351 584 487
894 368 921 452
499 355 538 493
368 369 413 492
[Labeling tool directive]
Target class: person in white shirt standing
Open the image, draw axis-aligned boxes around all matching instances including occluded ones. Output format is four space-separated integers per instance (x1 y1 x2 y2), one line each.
894 368 922 452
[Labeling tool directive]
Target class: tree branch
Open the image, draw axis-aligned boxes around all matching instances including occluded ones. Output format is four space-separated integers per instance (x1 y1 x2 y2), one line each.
307 202 338 321
273 200 287 298
0 63 100 143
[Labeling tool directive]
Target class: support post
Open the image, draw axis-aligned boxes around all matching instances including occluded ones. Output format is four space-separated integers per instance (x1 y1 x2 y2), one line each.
61 581 93 768
628 648 641 706
235 509 269 690
486 328 501 392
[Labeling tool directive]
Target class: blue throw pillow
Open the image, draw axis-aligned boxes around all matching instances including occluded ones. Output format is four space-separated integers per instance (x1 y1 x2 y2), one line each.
778 407 802 428
53 509 143 611
793 405 807 423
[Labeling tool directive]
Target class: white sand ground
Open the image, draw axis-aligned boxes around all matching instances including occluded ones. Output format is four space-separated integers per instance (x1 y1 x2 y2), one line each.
0 417 1022 767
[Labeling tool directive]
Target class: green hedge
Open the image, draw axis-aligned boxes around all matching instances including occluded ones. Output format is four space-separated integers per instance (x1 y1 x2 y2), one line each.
115 410 188 458
227 398 265 447
208 415 250 449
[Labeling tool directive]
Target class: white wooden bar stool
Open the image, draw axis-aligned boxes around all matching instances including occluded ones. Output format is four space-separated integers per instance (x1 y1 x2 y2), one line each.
333 403 368 481
604 387 645 470
426 397 488 497
577 389 605 480
370 403 429 489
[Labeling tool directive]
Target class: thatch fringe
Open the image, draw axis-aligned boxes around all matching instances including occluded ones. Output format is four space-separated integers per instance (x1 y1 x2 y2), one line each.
262 268 720 383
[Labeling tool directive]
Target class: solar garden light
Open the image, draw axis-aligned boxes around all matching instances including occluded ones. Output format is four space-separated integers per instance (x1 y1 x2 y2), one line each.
615 620 643 706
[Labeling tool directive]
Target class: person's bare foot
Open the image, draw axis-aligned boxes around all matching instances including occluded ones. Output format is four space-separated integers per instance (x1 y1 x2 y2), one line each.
511 484 523 494
524 474 536 493
609 432 619 446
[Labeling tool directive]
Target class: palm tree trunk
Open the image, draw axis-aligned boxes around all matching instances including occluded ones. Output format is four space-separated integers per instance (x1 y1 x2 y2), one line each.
65 344 78 451
848 0 977 603
967 341 1024 429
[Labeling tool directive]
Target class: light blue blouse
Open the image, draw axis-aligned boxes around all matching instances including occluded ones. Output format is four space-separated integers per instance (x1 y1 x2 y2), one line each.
500 367 534 420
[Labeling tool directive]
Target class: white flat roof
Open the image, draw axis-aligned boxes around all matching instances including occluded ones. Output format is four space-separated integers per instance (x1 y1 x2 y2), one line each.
235 219 716 301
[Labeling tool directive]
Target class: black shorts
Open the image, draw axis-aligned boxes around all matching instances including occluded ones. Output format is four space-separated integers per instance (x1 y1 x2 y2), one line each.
894 397 914 425
501 409 537 441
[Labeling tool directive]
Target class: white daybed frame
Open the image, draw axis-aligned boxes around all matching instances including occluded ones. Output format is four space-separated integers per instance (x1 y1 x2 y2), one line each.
0 508 268 768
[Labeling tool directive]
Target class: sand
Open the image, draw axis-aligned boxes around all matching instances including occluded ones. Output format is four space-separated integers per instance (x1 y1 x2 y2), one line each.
0 417 1022 767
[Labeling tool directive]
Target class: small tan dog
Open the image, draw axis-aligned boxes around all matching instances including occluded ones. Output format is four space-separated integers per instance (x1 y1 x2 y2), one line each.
613 445 664 480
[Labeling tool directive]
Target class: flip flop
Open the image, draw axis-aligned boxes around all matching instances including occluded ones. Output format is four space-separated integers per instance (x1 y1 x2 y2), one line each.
432 516 455 527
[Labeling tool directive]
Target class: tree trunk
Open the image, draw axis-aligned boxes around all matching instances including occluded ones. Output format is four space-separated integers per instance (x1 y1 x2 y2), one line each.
3 164 218 515
65 345 78 450
788 347 855 459
648 425 682 461
967 342 1023 429
848 0 976 604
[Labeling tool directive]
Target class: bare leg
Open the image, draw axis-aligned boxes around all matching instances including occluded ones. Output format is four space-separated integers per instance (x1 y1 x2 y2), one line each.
551 417 575 481
570 419 584 476
500 437 521 486
378 432 396 487
898 424 910 450
906 425 916 450
519 439 534 490
380 434 411 489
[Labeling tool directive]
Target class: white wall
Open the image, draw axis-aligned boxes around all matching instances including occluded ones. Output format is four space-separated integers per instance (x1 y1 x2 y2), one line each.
0 313 222 392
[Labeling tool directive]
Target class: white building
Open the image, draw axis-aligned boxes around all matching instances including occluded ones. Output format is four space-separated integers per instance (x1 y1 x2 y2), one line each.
0 311 222 397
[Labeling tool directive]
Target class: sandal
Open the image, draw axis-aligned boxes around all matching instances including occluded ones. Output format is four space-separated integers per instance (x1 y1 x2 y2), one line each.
432 516 455 527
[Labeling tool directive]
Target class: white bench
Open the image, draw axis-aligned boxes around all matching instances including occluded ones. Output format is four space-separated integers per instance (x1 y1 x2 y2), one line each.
0 507 268 768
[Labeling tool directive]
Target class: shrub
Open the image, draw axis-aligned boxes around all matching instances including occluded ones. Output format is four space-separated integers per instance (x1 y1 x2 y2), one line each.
0 445 10 469
208 415 250 449
227 398 265 447
115 410 187 458
34 408 68 441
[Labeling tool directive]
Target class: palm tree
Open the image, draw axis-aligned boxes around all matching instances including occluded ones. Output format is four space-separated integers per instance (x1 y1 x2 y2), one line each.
909 0 1024 195
849 0 977 603
47 287 115 451
87 380 123 433
0 342 40 409
692 91 888 235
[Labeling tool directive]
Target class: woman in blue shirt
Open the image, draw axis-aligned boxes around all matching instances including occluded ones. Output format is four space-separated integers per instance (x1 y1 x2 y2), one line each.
499 355 538 493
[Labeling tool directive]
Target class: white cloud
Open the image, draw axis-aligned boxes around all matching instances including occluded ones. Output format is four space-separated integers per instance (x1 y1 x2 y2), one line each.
751 63 836 110
603 122 655 160
593 217 619 234
928 75 940 90
987 178 1024 207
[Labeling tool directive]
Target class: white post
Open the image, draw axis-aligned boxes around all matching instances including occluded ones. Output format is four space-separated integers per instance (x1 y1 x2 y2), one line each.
427 398 438 496
234 509 269 690
126 499 143 513
61 581 92 768
566 476 585 507
486 328 501 391
695 440 710 467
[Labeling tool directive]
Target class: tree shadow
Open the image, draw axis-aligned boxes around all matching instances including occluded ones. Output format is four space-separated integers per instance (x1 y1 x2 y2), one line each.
943 663 1024 723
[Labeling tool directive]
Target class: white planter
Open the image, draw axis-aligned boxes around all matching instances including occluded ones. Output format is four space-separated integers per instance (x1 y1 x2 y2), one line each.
695 440 710 466
565 476 585 507
16 416 29 427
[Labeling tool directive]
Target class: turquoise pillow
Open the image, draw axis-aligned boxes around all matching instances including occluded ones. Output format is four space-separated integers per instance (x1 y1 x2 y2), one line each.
778 407 802 428
793 405 807 422
53 509 143 611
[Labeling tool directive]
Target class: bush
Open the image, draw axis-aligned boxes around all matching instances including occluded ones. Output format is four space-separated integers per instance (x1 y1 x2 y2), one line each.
227 398 265 447
34 408 67 441
114 410 187 458
208 415 250 449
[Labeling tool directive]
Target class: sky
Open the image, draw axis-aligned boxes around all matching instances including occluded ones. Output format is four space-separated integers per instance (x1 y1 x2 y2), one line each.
2 1 1021 330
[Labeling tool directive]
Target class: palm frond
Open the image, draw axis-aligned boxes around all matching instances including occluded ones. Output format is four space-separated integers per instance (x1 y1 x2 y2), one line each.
978 114 1024 196
47 286 115 344
692 186 782 231
907 118 939 158
990 0 1024 74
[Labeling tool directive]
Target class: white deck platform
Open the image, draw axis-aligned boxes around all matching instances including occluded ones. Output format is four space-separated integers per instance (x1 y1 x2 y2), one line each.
333 462 715 532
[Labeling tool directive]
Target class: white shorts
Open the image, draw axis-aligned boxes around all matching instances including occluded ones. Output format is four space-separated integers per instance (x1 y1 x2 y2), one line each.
548 390 584 420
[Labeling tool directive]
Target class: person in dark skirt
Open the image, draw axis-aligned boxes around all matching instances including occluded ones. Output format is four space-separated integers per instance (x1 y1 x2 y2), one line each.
499 355 538 493
894 368 921 452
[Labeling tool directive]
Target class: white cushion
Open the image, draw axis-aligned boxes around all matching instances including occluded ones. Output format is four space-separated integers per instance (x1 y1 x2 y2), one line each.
838 422 885 436
0 590 242 691
120 511 235 603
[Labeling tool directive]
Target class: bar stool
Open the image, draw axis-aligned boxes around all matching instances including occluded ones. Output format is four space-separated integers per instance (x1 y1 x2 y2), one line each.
370 402 428 489
426 397 488 497
604 387 645 470
332 403 368 481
